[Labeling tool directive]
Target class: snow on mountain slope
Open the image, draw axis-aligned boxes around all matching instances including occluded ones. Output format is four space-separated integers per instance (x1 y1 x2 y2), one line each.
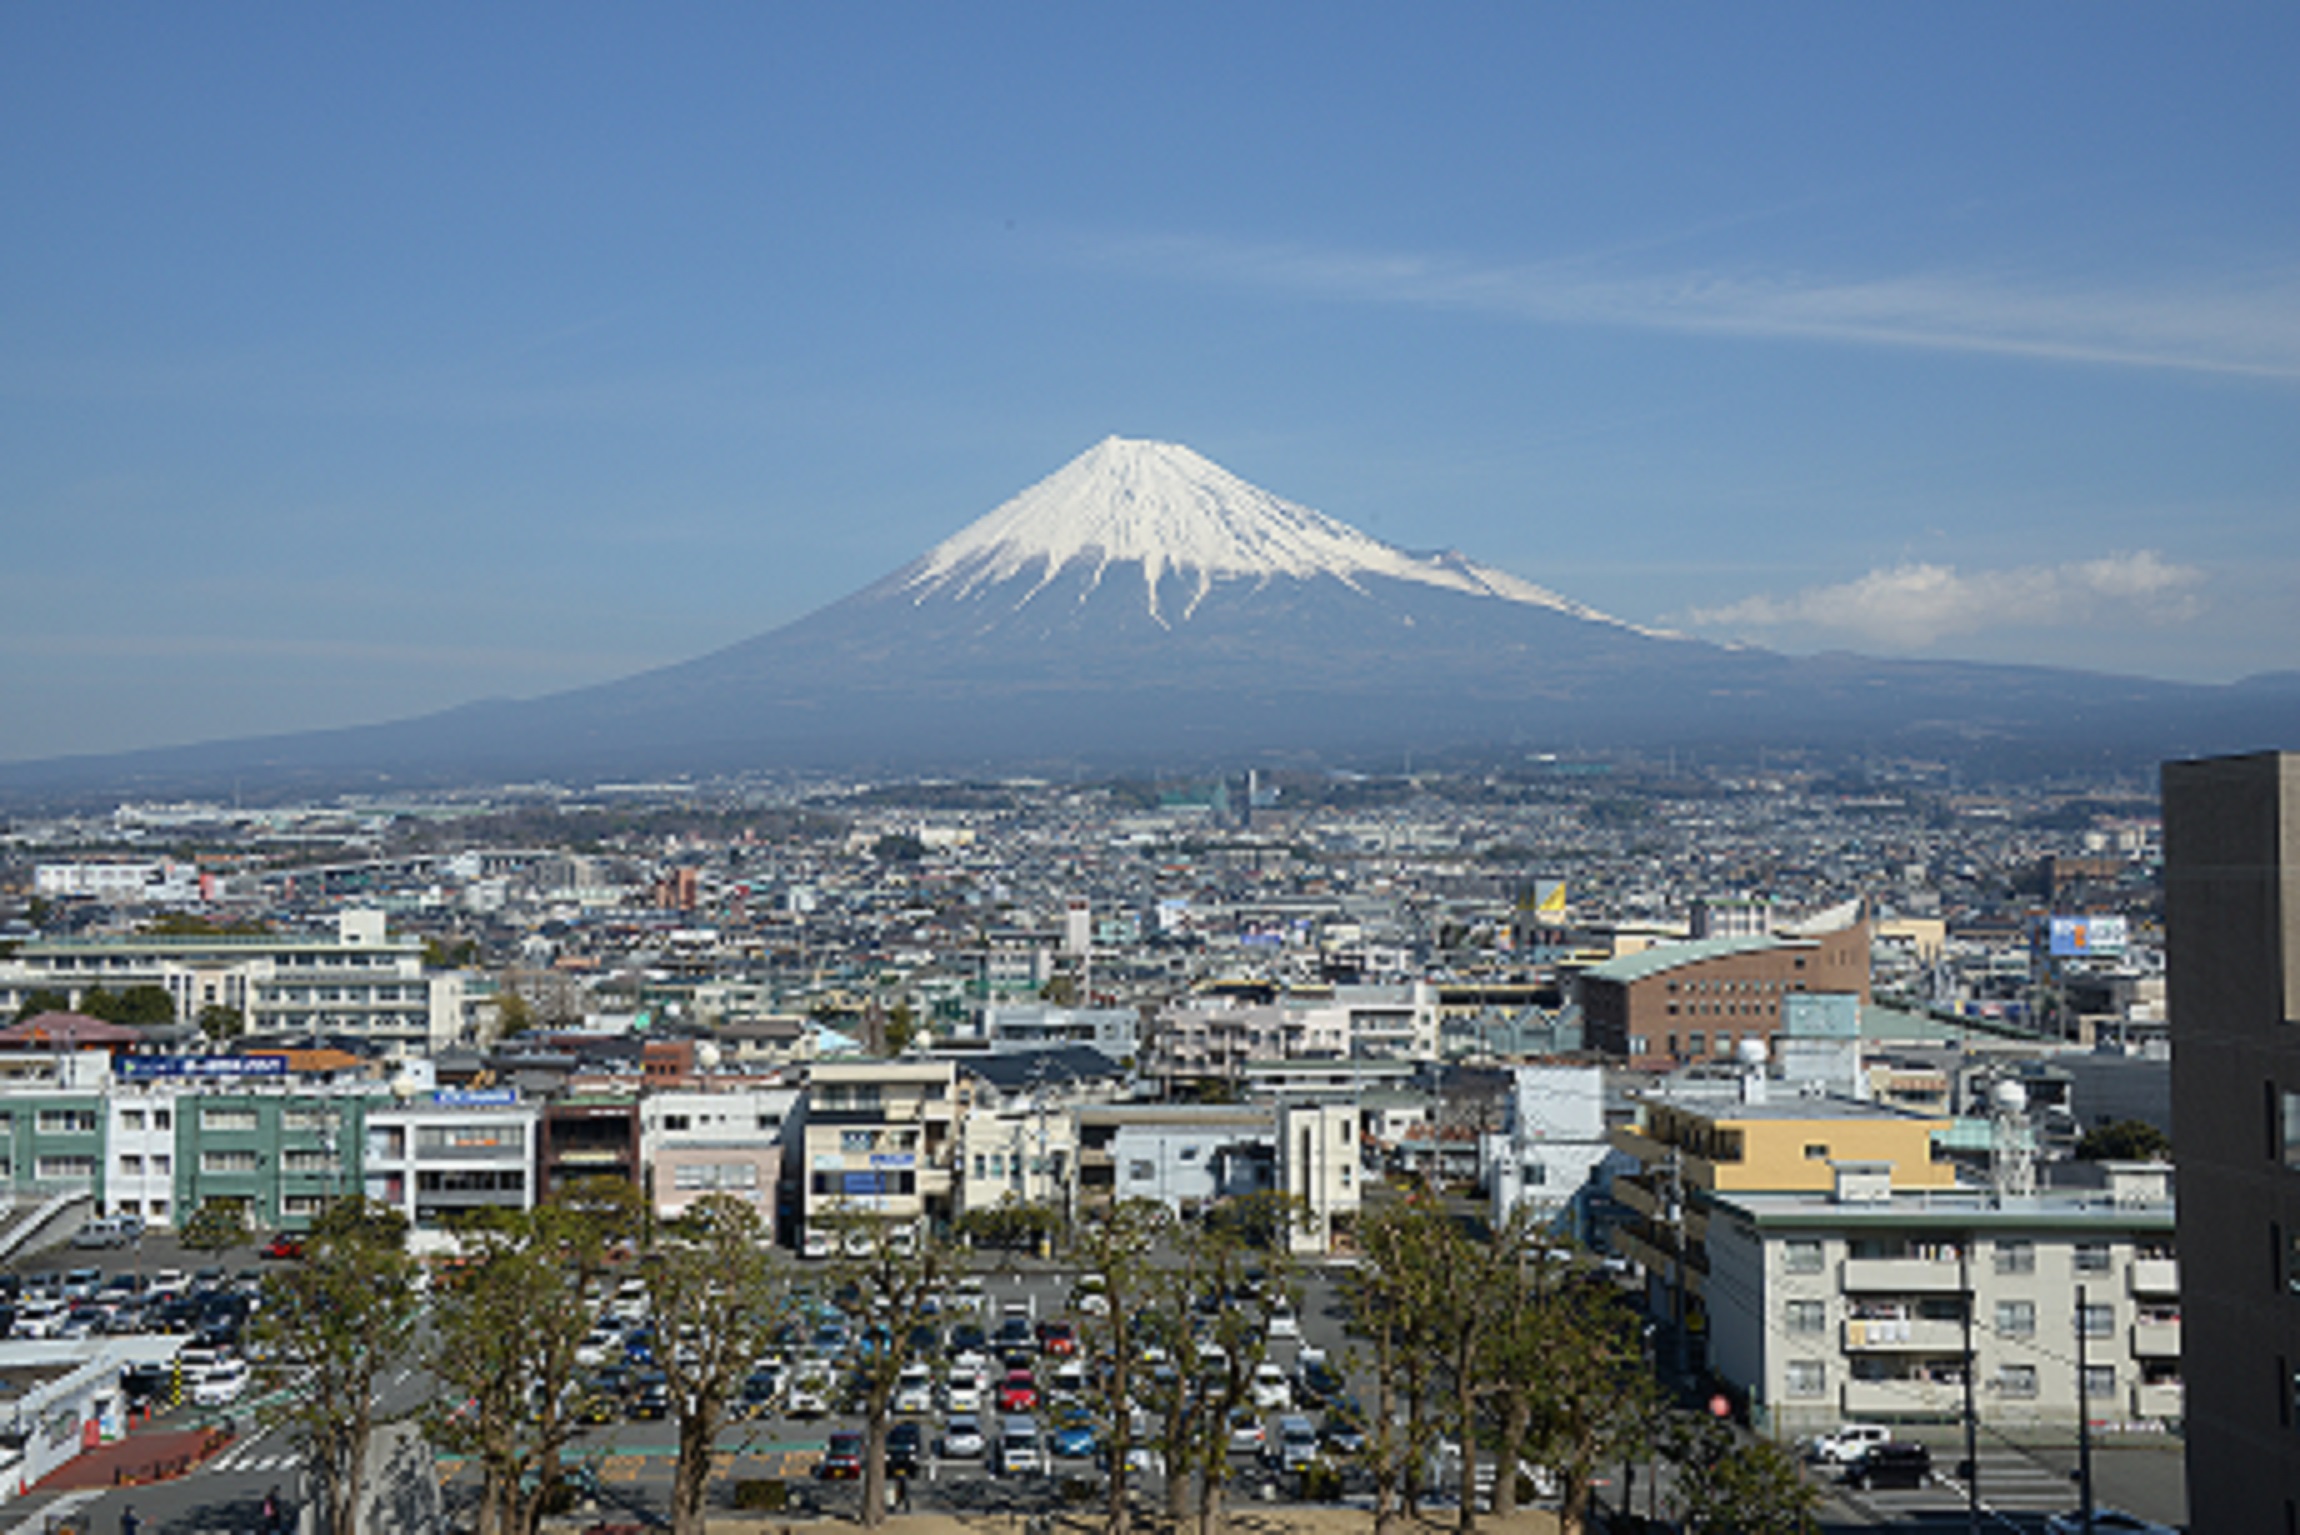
901 436 1669 634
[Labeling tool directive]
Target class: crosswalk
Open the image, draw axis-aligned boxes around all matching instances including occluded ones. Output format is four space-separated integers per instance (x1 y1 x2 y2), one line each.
1832 1443 2076 1527
206 1436 303 1477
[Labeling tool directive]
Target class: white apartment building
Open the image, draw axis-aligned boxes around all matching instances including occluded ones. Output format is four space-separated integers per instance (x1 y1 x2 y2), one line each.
1704 1161 2181 1436
1484 1064 1610 1234
103 1090 179 1225
0 910 464 1052
363 1094 539 1231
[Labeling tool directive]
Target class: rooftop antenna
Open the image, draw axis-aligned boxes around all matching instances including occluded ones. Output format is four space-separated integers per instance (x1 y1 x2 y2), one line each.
1988 1079 2036 1203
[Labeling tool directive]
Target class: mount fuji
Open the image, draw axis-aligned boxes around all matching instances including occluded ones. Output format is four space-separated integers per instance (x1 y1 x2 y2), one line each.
5 437 2292 798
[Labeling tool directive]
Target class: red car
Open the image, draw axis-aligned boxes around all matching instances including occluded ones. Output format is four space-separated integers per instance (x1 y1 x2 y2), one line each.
998 1370 1039 1413
264 1234 305 1261
818 1431 863 1480
1036 1321 1077 1357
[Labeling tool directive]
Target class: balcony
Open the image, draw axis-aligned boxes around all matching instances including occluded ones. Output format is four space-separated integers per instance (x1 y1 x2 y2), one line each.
2130 1258 2179 1296
2131 1319 2181 1358
2131 1381 2183 1420
1843 1317 1965 1352
1840 1257 1965 1294
1842 1377 1964 1417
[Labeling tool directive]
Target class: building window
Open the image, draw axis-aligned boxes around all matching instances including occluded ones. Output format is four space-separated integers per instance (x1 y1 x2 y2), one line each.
282 1150 340 1175
2082 1365 2116 1400
118 1155 144 1177
672 1162 759 1191
1688 1033 1706 1056
202 1108 259 1133
121 1110 146 1131
1995 1239 2036 1275
282 1194 330 1218
2078 1303 2114 1339
1804 1144 1829 1160
1784 1239 1824 1275
152 1155 171 1175
37 1110 97 1135
1997 1364 2038 1398
1785 1300 1826 1334
282 1109 332 1132
662 1115 692 1133
1996 1300 2036 1337
2074 1241 2111 1275
1128 1160 1154 1182
35 1155 96 1182
840 1130 875 1153
201 1151 259 1175
1784 1360 1826 1398
155 1109 171 1130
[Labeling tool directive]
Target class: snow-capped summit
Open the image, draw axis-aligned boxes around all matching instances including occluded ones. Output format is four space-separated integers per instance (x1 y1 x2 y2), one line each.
903 436 1649 631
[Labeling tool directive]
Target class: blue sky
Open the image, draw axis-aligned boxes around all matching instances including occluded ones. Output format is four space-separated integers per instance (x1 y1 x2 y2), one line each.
4 5 2296 761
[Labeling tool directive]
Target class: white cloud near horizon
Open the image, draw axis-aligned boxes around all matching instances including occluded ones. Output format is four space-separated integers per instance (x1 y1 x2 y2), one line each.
1075 233 2300 381
1686 550 2207 648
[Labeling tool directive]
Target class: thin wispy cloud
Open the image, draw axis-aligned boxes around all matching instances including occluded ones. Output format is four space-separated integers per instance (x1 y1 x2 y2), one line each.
1074 233 2300 380
1685 550 2207 649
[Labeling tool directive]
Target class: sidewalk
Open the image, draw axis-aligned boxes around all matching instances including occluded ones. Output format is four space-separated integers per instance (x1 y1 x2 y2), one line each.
34 1426 233 1493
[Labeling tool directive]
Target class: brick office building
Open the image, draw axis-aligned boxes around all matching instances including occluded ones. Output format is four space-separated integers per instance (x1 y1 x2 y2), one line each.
1579 904 1870 1062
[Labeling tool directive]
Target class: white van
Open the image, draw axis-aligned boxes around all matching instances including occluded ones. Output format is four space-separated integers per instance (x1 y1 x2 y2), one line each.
995 1414 1043 1477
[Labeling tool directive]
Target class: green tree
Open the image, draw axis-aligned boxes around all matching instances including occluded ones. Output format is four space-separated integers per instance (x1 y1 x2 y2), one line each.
424 936 481 969
2076 1119 2172 1162
882 1002 921 1055
11 988 71 1022
1348 1197 1452 1534
494 990 534 1036
256 1198 423 1535
825 1209 967 1526
1666 1413 1819 1535
644 1195 790 1535
428 1180 646 1535
1527 1269 1660 1535
196 1004 246 1043
180 1197 252 1256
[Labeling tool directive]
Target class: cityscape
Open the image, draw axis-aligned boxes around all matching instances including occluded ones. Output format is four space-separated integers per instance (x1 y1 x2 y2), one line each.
6 9 2297 1535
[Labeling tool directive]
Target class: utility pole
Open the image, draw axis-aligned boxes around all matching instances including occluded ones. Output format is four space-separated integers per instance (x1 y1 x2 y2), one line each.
2075 1282 2095 1535
1662 1144 1689 1379
1959 1239 1980 1535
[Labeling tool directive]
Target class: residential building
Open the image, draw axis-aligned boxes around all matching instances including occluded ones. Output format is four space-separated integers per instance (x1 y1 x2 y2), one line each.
789 1059 958 1246
1705 1160 2180 1436
639 1084 797 1219
1485 1063 1610 1235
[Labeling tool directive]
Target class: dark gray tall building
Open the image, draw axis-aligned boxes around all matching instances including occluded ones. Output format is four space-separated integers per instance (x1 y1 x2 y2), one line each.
2164 750 2300 1533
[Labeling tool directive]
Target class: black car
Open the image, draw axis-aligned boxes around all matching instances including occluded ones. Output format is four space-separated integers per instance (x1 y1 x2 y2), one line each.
948 1323 988 1357
1844 1442 1932 1490
628 1371 671 1420
887 1421 924 1476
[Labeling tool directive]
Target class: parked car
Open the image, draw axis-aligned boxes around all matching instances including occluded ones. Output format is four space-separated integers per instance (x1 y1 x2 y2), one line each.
1228 1411 1266 1456
192 1359 251 1406
940 1413 987 1459
1250 1362 1292 1410
994 1415 1043 1477
1036 1320 1077 1357
627 1372 670 1420
1266 1305 1301 1342
887 1421 924 1476
998 1370 1039 1413
818 1431 864 1480
73 1215 143 1249
1842 1441 1932 1490
263 1234 305 1261
893 1363 936 1415
1271 1414 1320 1473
